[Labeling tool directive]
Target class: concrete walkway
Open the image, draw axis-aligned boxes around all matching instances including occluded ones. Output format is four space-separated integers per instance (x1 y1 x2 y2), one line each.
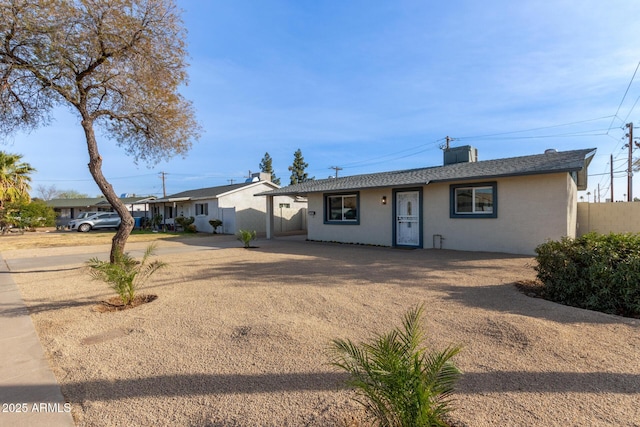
0 254 75 427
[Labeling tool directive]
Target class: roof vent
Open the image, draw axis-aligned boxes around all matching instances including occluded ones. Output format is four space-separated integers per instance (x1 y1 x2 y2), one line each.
443 145 478 165
544 148 558 154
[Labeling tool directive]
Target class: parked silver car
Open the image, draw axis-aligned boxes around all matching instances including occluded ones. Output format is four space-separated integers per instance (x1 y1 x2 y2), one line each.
68 212 121 232
75 211 100 220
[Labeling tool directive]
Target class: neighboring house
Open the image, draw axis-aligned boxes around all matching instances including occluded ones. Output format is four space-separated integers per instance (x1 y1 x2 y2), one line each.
257 147 596 255
47 196 156 227
149 173 306 234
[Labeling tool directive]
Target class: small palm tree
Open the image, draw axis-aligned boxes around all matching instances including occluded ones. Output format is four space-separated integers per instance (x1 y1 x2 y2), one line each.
330 304 462 427
87 244 167 305
237 229 257 248
0 152 36 209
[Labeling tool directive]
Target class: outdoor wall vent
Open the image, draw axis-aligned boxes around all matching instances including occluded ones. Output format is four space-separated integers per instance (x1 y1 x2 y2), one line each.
443 145 478 166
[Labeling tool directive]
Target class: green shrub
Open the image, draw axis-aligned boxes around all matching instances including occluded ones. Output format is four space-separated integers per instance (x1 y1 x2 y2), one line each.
139 216 150 230
237 229 256 248
151 213 163 230
208 219 223 233
175 216 196 232
329 304 462 427
1 200 56 231
87 244 167 305
535 233 640 317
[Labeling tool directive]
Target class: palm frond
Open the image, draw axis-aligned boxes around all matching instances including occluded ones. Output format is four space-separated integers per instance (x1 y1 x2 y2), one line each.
329 304 462 427
86 244 167 305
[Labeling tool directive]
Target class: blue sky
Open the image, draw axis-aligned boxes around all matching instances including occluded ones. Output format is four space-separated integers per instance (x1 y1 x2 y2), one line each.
8 0 640 201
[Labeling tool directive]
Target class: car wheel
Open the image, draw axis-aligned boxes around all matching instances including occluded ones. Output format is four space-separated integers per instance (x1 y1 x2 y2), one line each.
78 223 91 232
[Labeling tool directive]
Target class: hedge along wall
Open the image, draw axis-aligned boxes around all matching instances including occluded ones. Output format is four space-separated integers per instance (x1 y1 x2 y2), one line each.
535 233 640 318
577 202 640 236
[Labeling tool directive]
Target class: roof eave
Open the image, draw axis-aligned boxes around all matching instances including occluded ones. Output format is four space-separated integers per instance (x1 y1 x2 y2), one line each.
257 169 587 196
576 149 596 190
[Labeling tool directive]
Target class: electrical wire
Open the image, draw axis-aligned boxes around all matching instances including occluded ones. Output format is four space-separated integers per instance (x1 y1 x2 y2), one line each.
339 137 446 169
335 117 617 172
622 94 640 125
456 116 615 141
607 60 640 133
458 129 610 141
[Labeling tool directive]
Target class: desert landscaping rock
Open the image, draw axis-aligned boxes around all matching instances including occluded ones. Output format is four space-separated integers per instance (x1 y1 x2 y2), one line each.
3 235 639 426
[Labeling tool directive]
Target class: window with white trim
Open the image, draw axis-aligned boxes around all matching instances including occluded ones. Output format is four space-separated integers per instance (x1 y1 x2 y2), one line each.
324 193 359 224
450 182 497 218
195 203 208 216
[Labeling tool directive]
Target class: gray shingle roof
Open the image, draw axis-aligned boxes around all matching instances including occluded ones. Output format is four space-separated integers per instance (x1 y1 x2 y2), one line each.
153 183 254 202
46 196 154 208
258 148 596 196
46 197 106 208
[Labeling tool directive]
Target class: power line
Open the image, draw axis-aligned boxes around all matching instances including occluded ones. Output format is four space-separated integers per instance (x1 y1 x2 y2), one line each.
589 171 626 177
338 125 610 173
456 116 615 141
340 137 446 169
622 94 640 124
607 60 640 133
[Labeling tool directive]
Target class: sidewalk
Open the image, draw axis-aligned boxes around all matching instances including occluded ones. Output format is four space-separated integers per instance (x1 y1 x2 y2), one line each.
0 254 75 427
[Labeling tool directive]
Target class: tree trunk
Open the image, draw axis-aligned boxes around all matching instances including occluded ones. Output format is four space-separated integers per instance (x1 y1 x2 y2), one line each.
81 118 134 263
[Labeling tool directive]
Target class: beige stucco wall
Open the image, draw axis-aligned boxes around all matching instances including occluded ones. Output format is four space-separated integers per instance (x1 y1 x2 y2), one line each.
219 183 304 233
307 172 577 254
219 184 270 233
272 200 307 233
577 202 640 235
307 188 393 246
424 173 576 254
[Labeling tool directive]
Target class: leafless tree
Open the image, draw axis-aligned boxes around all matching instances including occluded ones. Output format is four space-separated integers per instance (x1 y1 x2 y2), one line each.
0 0 201 261
36 184 59 201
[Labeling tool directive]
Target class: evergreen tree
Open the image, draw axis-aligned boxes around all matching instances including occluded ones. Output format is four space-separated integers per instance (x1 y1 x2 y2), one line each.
259 152 280 185
288 149 314 185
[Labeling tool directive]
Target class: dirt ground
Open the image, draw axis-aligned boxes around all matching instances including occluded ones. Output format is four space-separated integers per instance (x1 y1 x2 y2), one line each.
3 233 640 426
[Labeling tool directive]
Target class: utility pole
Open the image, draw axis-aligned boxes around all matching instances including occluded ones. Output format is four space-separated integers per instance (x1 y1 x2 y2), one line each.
159 171 167 197
445 135 453 150
626 123 634 201
329 166 343 178
611 154 614 202
227 179 235 185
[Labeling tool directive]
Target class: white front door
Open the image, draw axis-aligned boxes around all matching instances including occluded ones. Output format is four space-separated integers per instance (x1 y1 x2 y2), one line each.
395 191 420 246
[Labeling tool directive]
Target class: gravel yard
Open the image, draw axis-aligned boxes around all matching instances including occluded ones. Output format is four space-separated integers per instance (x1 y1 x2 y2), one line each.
3 234 639 426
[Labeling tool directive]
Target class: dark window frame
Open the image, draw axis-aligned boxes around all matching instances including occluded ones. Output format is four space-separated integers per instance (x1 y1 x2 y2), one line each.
323 192 360 225
450 182 498 218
